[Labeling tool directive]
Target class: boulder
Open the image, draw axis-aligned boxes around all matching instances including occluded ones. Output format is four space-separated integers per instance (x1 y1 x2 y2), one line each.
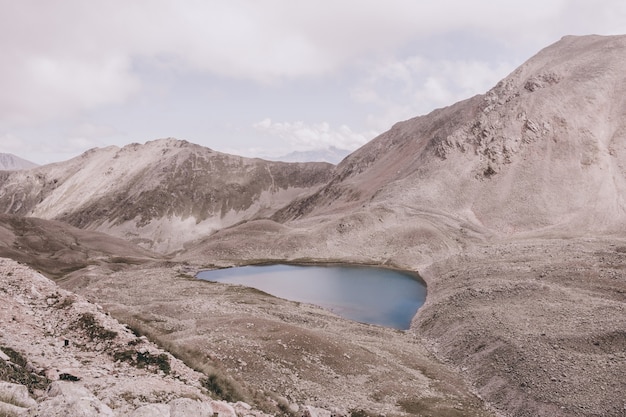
210 400 237 417
0 381 37 408
0 401 30 416
168 397 213 417
34 381 114 417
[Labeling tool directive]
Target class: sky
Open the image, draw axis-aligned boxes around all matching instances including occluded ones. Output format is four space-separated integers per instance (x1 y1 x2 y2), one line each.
1 1 626 165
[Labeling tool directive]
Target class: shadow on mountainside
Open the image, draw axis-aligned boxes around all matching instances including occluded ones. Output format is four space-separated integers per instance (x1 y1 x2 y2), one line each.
0 214 155 278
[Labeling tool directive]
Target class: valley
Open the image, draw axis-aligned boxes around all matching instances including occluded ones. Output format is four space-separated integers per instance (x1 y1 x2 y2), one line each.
1 34 626 416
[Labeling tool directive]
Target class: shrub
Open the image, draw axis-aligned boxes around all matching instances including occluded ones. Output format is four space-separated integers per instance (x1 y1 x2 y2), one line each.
0 347 27 368
113 349 171 374
202 373 244 402
75 313 118 341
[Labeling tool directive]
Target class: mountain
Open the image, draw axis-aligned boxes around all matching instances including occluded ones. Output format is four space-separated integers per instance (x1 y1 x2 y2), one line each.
191 35 626 266
274 35 626 238
175 35 626 417
271 146 351 164
0 138 334 252
1 35 625 417
0 153 38 170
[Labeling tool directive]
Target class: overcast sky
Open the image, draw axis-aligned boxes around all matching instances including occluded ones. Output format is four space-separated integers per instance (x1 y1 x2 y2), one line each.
1 1 626 165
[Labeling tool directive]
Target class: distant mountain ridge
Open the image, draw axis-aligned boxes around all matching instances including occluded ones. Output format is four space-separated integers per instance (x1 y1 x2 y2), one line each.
271 146 351 164
0 153 38 170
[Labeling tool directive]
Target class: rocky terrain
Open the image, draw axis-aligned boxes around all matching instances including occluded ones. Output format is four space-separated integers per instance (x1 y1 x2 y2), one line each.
0 257 274 417
0 34 625 416
418 238 626 417
68 261 493 417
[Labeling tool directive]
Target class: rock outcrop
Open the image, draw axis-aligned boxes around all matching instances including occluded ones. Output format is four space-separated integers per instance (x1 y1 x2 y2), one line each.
0 257 277 416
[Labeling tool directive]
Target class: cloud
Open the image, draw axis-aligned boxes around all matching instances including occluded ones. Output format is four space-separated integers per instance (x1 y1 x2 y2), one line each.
0 133 29 154
1 0 625 150
353 57 515 130
69 123 119 141
1 55 139 125
253 118 375 152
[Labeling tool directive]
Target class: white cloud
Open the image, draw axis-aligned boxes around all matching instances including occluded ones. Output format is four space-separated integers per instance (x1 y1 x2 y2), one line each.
253 118 375 153
3 0 624 126
69 123 119 140
354 57 515 131
1 54 139 125
1 0 626 162
0 133 29 154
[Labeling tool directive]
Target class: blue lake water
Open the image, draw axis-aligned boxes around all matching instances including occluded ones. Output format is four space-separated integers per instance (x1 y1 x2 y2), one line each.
196 264 426 330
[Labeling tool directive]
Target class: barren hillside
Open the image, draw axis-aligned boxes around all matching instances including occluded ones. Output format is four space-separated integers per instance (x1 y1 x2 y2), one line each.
0 139 333 252
275 35 626 238
0 214 155 278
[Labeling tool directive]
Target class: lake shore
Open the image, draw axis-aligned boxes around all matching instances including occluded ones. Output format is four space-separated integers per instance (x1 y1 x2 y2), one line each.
64 261 492 416
197 264 426 329
58 235 626 416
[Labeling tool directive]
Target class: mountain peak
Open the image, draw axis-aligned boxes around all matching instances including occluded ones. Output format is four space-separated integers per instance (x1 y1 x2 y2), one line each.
271 146 351 164
0 153 38 171
275 34 626 237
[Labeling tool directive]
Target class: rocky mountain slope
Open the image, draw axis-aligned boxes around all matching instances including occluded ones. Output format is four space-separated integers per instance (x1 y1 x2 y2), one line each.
0 139 333 253
275 35 626 238
0 154 38 171
0 257 274 417
188 35 626 267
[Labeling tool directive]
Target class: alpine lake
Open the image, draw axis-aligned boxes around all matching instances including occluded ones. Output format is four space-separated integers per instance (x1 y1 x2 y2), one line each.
197 264 426 329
